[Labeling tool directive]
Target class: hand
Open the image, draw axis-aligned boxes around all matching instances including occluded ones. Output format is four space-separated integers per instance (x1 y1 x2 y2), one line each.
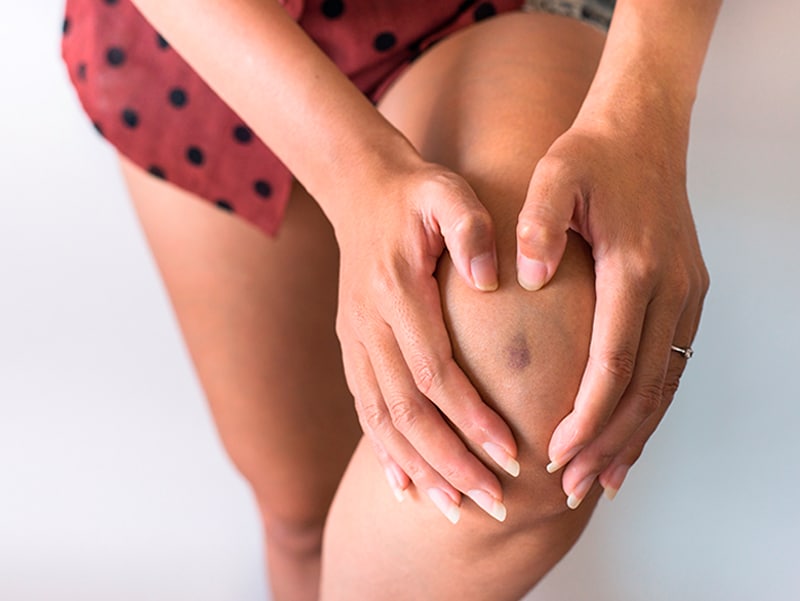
515 113 709 508
334 159 520 524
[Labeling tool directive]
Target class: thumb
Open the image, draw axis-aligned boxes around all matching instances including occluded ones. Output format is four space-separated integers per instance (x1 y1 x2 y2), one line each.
434 180 499 292
516 161 576 291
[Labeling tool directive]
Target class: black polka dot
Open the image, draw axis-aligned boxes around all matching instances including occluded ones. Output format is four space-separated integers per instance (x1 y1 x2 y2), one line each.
233 125 253 144
93 122 104 137
122 108 139 128
373 32 397 52
148 166 167 179
106 47 126 67
76 63 87 81
156 33 170 50
474 2 496 20
103 0 119 4
215 200 235 212
458 0 476 12
169 88 188 108
254 180 272 198
321 0 345 18
186 146 205 166
62 18 70 35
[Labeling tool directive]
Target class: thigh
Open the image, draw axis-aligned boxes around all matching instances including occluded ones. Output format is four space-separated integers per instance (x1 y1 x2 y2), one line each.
321 12 605 600
121 157 360 526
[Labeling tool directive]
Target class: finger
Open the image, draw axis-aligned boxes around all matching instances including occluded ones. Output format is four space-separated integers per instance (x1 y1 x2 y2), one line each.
516 156 576 291
429 178 499 292
366 323 509 522
547 262 650 472
378 275 521 480
559 295 684 506
343 341 465 522
598 286 702 499
340 342 412 502
599 349 688 500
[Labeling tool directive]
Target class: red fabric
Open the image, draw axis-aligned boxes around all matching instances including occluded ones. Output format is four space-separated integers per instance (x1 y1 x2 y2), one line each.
62 0 524 236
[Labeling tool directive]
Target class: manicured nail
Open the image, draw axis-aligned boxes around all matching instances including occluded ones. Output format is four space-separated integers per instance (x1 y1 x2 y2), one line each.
567 475 596 510
546 445 583 474
467 490 507 523
471 253 498 292
427 488 461 524
603 465 630 501
384 466 406 503
482 442 520 477
517 255 548 291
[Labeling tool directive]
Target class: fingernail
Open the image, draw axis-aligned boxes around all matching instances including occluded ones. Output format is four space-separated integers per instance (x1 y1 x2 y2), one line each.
517 255 548 291
603 465 630 501
471 253 498 292
482 442 520 478
567 475 596 510
427 488 461 524
384 466 406 503
545 445 583 474
467 490 507 523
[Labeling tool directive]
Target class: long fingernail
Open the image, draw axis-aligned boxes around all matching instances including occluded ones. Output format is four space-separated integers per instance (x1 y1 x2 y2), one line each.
384 466 406 503
603 465 630 501
567 475 596 510
546 445 583 474
517 255 548 291
471 253 498 292
427 488 461 524
482 442 520 477
467 490 507 522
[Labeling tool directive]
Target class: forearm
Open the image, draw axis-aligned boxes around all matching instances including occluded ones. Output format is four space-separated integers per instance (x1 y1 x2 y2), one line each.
130 0 420 226
578 0 721 138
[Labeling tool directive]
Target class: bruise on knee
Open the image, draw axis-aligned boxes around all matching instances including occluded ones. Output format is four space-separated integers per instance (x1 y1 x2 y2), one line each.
504 332 531 371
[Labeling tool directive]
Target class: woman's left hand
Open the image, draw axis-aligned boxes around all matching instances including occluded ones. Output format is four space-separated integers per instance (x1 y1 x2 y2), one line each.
515 108 709 508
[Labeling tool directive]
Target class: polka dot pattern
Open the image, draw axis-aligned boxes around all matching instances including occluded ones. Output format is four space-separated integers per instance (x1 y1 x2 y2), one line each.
321 0 345 19
254 180 273 198
186 146 205 166
373 31 397 52
106 47 126 67
62 0 599 237
234 125 253 144
122 108 139 128
474 2 497 20
148 165 167 179
169 88 188 108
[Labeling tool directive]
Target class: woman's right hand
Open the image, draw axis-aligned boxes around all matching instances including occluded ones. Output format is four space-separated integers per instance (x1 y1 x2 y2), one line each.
128 0 518 524
333 158 519 524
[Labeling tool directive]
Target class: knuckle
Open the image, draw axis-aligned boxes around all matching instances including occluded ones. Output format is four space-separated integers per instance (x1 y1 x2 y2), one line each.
595 348 636 384
634 381 663 418
402 460 427 483
627 255 660 292
451 208 492 241
589 447 619 472
388 397 422 433
409 355 443 398
533 153 569 183
438 460 466 484
360 402 389 434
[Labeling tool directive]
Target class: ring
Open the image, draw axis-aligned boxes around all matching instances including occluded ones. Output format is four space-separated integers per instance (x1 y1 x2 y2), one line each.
670 345 694 359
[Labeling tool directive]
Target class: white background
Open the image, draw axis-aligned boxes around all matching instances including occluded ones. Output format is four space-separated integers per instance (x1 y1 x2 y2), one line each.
2 2 799 600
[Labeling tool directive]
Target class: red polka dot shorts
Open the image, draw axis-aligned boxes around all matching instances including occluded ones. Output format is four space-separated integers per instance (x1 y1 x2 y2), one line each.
62 0 613 237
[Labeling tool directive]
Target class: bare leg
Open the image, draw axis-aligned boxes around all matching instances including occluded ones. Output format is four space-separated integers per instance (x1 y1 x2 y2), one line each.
320 13 605 600
121 159 360 601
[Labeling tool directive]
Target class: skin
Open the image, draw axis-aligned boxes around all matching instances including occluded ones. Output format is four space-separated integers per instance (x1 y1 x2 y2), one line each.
118 0 720 598
322 16 604 598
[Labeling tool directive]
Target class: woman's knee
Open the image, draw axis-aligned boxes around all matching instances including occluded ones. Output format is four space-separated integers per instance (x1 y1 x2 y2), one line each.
438 229 596 528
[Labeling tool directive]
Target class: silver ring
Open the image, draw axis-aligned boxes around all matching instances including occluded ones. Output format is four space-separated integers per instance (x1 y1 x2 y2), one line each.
670 345 694 359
